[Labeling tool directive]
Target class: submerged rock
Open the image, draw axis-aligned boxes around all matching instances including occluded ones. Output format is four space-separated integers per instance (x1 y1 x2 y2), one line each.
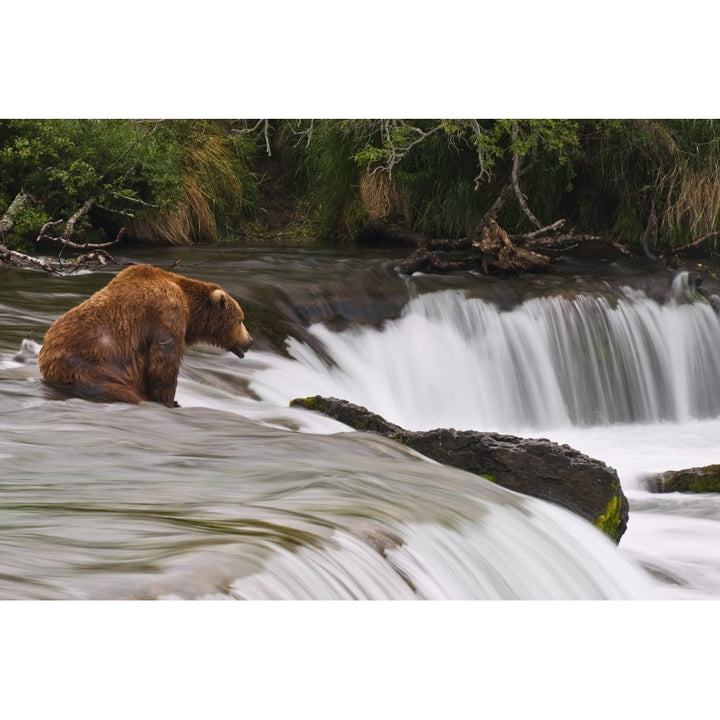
647 464 720 494
290 396 629 543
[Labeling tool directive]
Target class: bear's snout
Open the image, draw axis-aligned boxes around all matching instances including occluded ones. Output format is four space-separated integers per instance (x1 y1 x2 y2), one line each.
230 334 253 359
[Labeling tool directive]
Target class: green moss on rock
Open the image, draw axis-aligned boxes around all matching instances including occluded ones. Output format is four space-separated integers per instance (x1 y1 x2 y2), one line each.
595 495 623 543
651 464 720 493
290 395 630 543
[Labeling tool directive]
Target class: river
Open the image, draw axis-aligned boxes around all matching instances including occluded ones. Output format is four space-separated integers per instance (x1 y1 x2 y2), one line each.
2 244 720 600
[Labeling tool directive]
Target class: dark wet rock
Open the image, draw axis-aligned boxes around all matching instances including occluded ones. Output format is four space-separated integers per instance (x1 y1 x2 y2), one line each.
290 396 629 543
647 464 720 494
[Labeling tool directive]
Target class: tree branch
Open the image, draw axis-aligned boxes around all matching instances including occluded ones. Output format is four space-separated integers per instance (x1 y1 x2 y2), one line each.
64 197 95 239
52 226 126 252
510 219 566 244
640 201 658 261
657 230 720 259
0 245 58 273
36 199 125 253
234 119 273 156
511 121 542 228
477 180 514 231
0 190 60 272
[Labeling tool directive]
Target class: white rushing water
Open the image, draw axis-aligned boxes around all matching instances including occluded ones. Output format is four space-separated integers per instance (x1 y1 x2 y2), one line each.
244 275 720 597
3 262 720 600
251 276 720 432
6 258 718 720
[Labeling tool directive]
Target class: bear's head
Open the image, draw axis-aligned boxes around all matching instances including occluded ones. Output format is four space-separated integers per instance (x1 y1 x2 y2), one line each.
205 288 254 358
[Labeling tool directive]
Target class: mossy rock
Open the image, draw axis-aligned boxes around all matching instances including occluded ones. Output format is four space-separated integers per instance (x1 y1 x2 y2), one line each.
648 464 720 494
595 495 624 542
290 395 629 543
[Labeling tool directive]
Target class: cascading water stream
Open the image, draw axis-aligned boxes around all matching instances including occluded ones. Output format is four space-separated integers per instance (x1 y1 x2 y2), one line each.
250 275 720 433
240 270 720 597
3 254 720 600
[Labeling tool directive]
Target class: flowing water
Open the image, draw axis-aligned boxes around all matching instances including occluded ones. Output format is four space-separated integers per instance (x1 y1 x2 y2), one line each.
2 246 720 600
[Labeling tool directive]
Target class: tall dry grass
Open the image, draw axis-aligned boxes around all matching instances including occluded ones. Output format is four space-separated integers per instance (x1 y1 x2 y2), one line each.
359 171 403 222
128 176 217 245
128 122 257 245
663 170 720 241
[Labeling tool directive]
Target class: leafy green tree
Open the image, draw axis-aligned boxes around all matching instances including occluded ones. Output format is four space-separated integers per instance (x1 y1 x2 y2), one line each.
275 119 584 240
0 120 259 252
6 118 720 260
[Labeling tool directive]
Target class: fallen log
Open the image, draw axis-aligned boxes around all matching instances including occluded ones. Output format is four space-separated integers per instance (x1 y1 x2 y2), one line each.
472 219 550 274
395 220 551 276
395 248 482 275
0 191 58 271
1 191 125 273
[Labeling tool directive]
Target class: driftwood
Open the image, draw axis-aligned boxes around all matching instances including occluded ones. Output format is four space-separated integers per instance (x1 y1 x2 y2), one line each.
0 244 57 273
657 230 720 260
472 220 550 274
0 191 55 270
1 226 125 274
396 220 551 276
510 218 566 242
0 190 125 273
396 248 481 275
386 212 720 277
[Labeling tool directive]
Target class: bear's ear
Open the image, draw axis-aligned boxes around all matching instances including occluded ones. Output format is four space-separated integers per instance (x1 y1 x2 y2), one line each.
210 289 228 308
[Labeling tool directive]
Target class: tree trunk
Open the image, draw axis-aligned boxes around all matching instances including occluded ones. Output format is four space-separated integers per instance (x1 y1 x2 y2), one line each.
0 190 32 239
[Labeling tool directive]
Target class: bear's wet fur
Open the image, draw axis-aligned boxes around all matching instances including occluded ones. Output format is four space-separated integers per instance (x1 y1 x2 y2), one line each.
38 264 253 408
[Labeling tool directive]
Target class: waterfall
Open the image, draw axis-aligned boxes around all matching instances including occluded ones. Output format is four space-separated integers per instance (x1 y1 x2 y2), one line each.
251 276 720 432
5 252 720 600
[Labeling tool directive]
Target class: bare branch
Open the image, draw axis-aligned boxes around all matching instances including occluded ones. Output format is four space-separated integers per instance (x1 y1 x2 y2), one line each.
48 226 126 252
373 120 443 179
64 197 95 239
511 121 542 229
234 119 273 156
0 245 58 273
477 181 514 231
285 119 316 149
0 190 61 272
658 230 720 259
467 119 493 188
35 219 64 244
510 219 566 244
109 192 156 209
543 233 635 258
36 202 125 254
640 201 658 261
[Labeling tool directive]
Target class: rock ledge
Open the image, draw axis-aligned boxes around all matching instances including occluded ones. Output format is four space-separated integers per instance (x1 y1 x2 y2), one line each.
290 396 629 543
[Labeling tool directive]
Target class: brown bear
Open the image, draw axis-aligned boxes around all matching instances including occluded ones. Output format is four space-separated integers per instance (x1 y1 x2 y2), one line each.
38 264 253 408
